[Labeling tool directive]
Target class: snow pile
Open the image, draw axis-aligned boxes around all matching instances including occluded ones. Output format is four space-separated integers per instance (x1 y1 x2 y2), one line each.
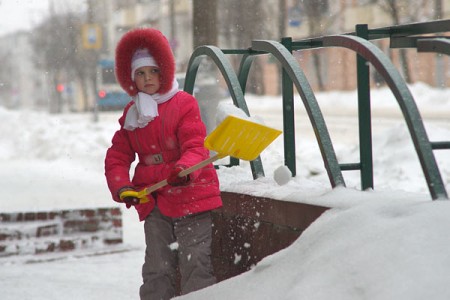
178 195 450 300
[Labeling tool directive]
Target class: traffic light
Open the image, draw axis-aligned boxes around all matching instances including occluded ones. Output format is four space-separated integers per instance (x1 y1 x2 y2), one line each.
56 84 65 93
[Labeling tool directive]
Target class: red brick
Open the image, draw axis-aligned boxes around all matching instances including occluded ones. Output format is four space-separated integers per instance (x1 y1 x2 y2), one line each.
15 213 24 222
36 224 58 237
24 212 36 221
112 219 122 227
104 238 123 244
82 209 96 218
0 206 125 257
110 207 121 216
82 220 99 232
49 212 60 220
97 208 109 216
0 214 11 222
59 240 75 251
47 242 56 252
37 212 48 221
0 233 11 241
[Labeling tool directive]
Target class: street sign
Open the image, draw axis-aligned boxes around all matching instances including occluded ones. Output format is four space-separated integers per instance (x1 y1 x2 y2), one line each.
82 24 102 49
288 7 302 27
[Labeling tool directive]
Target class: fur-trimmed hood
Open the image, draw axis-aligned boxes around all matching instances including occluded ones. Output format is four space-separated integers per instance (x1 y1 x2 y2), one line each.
115 28 175 96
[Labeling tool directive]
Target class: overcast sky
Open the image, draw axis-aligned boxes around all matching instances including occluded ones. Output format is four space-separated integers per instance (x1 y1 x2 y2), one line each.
0 0 87 36
0 0 49 35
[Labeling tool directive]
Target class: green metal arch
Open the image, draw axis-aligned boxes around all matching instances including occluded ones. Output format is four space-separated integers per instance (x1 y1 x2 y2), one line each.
235 39 298 178
417 38 450 55
184 45 265 179
236 54 257 93
322 34 447 199
251 40 346 188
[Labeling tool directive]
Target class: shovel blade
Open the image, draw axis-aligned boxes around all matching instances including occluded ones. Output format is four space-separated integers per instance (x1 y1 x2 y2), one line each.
204 116 282 161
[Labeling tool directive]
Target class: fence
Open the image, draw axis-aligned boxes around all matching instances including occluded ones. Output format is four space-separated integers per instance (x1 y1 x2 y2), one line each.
184 20 450 200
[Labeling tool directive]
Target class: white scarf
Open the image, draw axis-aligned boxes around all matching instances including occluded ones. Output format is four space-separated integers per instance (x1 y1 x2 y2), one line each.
124 78 179 131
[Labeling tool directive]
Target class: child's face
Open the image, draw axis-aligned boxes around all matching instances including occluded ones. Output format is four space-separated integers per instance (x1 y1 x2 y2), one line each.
134 66 161 95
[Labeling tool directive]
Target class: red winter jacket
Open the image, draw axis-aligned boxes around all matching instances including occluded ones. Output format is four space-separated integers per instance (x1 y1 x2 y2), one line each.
105 91 222 220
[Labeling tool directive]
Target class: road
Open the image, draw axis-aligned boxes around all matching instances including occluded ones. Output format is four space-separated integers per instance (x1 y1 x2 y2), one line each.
248 104 450 145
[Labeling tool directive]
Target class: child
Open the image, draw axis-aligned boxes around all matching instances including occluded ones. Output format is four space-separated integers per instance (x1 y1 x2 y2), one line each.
105 28 222 299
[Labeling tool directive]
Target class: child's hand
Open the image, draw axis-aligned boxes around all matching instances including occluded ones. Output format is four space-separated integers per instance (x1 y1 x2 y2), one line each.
167 165 190 186
119 187 140 208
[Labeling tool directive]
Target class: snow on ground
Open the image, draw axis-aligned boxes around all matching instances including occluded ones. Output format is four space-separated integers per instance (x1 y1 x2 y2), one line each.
1 83 450 299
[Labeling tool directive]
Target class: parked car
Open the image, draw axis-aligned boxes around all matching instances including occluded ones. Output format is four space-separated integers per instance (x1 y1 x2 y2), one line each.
96 59 131 111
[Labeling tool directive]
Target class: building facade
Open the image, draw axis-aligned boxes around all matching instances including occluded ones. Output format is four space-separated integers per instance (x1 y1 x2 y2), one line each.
0 0 448 110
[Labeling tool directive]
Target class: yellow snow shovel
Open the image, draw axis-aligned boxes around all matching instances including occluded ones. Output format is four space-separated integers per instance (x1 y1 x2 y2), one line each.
120 115 282 204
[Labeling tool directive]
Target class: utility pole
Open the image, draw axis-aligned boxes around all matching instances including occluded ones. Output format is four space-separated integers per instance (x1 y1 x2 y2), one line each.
48 0 63 113
434 0 444 87
279 0 286 39
192 0 217 49
86 0 100 121
278 0 287 94
191 0 220 133
435 0 442 19
169 0 177 57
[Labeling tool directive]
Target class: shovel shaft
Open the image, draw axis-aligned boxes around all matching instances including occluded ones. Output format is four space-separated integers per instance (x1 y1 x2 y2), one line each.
141 154 221 197
179 154 221 177
143 179 169 195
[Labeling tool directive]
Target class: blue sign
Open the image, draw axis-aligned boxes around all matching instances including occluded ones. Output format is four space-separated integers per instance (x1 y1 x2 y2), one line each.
288 7 302 27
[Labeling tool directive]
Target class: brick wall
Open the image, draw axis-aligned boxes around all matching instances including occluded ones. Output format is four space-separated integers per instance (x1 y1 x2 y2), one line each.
0 207 122 258
1 193 328 284
212 192 329 281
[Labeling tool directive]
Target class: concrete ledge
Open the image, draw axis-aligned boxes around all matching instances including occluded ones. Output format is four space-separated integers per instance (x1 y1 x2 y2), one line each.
212 192 329 281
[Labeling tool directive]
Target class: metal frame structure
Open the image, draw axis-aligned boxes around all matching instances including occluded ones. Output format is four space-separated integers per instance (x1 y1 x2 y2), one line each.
183 20 449 199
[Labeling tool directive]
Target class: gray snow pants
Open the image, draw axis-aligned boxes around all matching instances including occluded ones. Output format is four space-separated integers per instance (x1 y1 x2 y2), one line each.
139 206 216 300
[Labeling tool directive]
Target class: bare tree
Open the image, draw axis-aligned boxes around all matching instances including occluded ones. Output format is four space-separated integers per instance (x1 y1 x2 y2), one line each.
0 50 13 107
376 0 430 83
31 14 72 113
218 0 275 94
377 0 412 83
31 11 100 113
69 14 98 112
278 0 287 39
298 0 345 91
193 0 218 49
434 0 443 19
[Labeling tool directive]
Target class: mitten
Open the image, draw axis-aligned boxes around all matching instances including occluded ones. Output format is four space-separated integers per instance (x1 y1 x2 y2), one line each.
167 165 190 186
118 187 140 208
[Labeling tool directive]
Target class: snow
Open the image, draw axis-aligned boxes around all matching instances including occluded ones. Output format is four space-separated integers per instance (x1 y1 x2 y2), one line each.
1 83 450 299
181 196 450 300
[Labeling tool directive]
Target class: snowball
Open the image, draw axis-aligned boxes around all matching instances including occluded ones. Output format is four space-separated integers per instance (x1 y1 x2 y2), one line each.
273 165 292 186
